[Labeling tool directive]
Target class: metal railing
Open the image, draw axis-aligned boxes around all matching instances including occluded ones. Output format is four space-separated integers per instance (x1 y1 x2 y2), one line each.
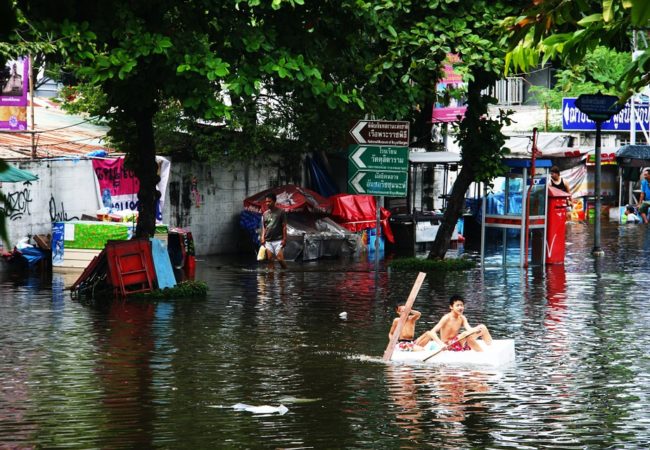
483 77 525 105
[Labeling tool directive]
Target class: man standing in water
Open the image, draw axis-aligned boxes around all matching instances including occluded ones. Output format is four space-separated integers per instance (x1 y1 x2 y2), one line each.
637 168 650 224
261 193 288 269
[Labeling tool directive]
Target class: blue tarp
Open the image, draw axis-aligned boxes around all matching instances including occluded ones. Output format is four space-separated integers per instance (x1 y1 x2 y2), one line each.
0 163 38 182
306 154 339 198
240 210 262 247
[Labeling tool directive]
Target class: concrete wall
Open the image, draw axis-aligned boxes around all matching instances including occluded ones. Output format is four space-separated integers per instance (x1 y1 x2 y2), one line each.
164 161 273 254
1 158 275 255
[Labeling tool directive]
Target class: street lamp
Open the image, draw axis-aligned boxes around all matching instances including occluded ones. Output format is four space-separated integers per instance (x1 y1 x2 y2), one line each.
575 93 623 256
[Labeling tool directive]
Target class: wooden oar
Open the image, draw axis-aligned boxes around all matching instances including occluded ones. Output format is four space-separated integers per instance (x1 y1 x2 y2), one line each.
421 328 481 362
382 272 426 361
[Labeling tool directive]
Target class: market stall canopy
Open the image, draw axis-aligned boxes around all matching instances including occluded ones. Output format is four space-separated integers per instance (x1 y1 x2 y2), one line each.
329 193 394 243
0 162 39 182
243 184 332 214
616 145 650 167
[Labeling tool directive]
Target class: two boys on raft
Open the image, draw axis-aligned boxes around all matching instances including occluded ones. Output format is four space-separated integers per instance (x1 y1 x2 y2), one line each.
388 294 492 352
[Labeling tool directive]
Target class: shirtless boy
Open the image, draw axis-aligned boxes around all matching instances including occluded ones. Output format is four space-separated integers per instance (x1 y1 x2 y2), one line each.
415 295 492 352
388 304 423 351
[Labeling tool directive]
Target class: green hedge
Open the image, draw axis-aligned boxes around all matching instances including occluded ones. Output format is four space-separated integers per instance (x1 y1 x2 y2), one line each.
132 280 209 299
388 257 476 272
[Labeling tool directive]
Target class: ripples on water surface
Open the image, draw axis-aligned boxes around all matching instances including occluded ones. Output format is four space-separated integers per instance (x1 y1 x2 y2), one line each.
1 222 650 448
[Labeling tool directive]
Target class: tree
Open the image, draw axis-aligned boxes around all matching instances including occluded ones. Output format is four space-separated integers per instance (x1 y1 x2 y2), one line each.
354 0 518 259
13 0 377 238
8 0 522 258
505 0 650 99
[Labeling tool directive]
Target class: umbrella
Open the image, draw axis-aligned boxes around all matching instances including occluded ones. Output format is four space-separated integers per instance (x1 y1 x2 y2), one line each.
243 184 332 214
0 162 39 182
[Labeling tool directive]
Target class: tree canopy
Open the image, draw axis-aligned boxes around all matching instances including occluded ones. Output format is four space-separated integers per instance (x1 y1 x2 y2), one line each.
4 0 527 257
505 0 650 99
528 46 631 110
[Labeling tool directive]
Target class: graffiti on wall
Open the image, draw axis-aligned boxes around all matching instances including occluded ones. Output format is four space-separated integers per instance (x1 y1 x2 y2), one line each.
49 195 80 222
0 181 33 221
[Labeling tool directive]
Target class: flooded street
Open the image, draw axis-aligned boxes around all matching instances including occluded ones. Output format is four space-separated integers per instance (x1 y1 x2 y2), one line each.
2 221 650 448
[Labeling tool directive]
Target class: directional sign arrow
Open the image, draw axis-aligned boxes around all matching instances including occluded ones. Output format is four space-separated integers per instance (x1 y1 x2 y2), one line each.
351 171 365 193
347 170 408 197
348 145 409 172
351 122 367 145
352 146 367 169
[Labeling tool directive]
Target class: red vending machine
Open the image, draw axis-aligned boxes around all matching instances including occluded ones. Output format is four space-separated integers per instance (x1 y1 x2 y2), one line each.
546 186 571 264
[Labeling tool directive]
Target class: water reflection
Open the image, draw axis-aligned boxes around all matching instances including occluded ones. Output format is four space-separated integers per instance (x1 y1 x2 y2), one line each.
94 301 156 447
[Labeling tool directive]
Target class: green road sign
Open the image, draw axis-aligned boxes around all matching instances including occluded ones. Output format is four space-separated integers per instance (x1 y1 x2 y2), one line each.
348 170 408 197
348 145 409 172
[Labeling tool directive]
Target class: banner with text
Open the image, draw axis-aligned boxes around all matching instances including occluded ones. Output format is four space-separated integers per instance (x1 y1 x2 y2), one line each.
92 156 171 221
0 57 29 130
432 54 467 123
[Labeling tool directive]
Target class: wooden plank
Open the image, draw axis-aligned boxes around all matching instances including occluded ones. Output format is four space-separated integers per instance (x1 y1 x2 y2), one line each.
53 248 102 269
151 238 176 289
382 272 426 361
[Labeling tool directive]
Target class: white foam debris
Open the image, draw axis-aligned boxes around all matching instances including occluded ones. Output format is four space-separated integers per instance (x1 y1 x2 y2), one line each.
232 403 289 415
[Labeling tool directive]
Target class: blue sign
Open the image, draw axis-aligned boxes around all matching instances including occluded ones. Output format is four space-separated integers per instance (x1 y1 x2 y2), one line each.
562 98 650 131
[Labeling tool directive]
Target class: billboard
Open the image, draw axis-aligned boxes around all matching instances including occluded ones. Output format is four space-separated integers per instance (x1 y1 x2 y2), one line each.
0 57 29 131
562 97 650 132
432 54 467 123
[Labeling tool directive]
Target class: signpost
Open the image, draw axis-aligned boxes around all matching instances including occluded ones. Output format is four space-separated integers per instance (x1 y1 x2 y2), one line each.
348 170 408 197
348 120 410 267
348 145 409 196
349 120 410 146
574 93 623 257
561 98 649 132
349 145 409 172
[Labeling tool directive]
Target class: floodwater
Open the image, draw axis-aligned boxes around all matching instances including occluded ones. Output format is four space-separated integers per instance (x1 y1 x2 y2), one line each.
2 221 650 448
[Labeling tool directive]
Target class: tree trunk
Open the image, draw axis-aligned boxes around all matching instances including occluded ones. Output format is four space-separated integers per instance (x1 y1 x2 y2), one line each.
133 110 159 238
427 68 495 260
428 164 474 259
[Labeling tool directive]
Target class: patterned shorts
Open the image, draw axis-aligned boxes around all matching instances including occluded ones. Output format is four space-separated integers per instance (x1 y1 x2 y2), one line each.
397 340 415 351
446 337 471 352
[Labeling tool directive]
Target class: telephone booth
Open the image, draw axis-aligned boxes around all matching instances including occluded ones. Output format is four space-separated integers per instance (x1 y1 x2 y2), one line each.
480 159 552 267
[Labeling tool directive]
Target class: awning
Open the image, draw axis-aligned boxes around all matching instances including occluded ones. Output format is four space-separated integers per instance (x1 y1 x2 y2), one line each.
409 151 461 164
616 145 650 167
0 162 39 182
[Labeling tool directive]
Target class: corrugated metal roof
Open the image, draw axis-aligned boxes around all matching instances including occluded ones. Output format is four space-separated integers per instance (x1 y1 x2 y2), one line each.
0 98 114 160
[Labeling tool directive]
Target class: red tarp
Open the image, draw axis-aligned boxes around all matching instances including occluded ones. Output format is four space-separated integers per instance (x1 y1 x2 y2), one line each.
243 184 332 214
329 194 394 243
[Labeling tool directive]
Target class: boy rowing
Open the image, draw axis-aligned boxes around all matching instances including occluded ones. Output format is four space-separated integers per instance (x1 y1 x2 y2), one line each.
388 304 423 351
415 295 492 352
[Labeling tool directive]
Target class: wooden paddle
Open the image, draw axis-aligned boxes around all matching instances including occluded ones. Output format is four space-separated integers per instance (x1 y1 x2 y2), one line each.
421 328 481 362
382 272 426 361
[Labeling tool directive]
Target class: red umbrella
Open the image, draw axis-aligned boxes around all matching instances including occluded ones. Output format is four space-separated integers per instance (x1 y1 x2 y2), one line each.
243 184 332 214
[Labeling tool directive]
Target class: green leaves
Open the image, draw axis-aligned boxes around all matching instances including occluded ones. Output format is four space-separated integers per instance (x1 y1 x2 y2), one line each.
630 0 650 26
505 0 648 95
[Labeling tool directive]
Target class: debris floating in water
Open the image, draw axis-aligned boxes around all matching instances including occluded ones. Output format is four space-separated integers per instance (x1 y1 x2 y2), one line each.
232 403 289 415
339 312 348 319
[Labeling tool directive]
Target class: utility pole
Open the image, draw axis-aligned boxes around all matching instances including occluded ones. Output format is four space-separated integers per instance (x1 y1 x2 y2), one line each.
29 54 36 159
